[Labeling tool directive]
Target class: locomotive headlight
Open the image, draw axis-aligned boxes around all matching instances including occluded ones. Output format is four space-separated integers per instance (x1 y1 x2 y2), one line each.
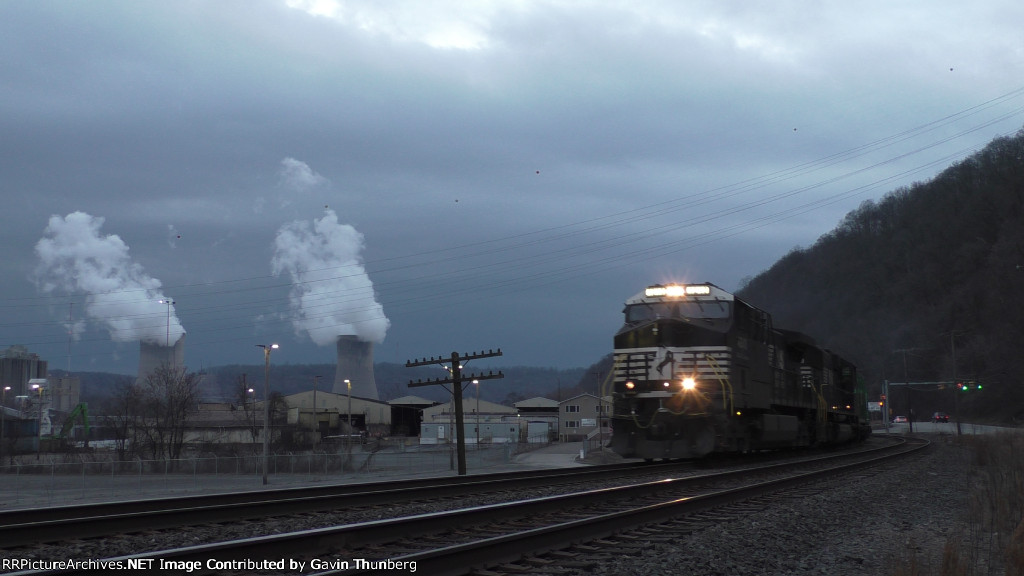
681 377 696 391
625 381 636 390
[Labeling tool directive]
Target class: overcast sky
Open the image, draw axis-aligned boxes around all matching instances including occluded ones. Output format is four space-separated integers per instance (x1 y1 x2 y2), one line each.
2 1 1023 377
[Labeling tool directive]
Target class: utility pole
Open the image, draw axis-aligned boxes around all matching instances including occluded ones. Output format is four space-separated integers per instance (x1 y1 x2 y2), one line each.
939 329 968 437
951 332 961 436
882 380 889 432
596 371 604 454
67 302 73 375
407 349 504 476
892 348 917 433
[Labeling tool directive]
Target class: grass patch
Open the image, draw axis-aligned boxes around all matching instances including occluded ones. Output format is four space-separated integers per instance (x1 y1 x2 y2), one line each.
891 432 1024 575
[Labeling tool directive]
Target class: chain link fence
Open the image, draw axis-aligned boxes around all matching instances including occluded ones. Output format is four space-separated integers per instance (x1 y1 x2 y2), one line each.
0 442 531 509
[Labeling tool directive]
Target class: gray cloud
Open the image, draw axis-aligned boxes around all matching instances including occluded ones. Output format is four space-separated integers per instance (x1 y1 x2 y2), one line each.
2 1 1022 373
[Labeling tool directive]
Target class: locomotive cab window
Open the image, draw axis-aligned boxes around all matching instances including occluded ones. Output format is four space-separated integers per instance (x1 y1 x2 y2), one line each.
625 301 730 323
625 302 672 322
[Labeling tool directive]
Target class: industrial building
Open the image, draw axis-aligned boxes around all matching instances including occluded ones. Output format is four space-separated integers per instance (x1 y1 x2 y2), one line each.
514 397 560 442
0 345 48 397
387 396 437 437
0 339 595 458
284 390 392 439
418 397 566 444
558 393 612 442
0 346 82 454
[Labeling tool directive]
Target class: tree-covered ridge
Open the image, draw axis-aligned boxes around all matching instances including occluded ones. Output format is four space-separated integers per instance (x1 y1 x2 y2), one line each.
738 129 1024 421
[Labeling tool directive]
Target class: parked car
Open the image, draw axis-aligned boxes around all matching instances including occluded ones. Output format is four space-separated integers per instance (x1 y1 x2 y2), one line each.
932 412 949 423
892 415 908 424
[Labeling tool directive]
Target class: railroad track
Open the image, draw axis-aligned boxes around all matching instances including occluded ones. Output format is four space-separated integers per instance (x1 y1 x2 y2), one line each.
0 461 675 548
2 436 922 575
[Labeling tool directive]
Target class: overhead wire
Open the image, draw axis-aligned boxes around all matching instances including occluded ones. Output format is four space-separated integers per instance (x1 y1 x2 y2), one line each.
4 87 1024 362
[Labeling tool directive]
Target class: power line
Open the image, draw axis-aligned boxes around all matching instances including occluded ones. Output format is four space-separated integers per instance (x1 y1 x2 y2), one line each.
4 87 1024 358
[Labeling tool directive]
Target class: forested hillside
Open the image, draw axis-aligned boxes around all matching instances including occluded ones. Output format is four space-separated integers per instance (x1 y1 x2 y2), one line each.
737 130 1024 422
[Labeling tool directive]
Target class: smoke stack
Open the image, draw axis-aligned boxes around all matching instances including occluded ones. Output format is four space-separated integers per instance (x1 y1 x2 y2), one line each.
138 335 185 382
333 335 378 400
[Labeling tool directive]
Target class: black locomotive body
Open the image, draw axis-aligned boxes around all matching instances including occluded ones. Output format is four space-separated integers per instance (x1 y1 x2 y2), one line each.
611 283 870 460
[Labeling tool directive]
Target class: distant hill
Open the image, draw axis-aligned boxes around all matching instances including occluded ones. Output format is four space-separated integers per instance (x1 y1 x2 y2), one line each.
197 362 592 405
62 363 594 408
738 129 1024 422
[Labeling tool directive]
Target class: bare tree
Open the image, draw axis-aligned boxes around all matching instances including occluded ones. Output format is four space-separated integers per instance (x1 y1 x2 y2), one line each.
135 364 201 461
267 390 290 450
100 382 144 461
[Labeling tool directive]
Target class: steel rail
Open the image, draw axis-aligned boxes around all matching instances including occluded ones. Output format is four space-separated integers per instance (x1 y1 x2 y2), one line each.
0 461 667 548
4 436 920 576
333 436 929 576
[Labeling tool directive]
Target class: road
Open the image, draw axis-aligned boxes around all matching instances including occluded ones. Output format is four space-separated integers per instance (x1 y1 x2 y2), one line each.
879 420 1017 435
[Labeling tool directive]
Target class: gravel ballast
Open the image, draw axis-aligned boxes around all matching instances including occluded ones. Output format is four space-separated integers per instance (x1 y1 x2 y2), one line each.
2 434 993 576
587 436 975 576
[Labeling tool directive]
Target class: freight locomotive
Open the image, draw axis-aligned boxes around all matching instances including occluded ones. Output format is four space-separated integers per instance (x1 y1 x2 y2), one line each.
610 282 870 460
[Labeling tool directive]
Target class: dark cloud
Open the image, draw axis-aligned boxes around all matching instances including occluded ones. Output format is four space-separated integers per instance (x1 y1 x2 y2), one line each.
2 1 1023 373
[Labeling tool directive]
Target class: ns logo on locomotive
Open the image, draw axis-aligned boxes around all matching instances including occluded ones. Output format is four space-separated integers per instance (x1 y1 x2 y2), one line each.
610 283 871 461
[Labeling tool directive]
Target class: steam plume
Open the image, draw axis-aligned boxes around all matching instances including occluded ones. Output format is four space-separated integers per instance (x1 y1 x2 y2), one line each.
279 157 328 190
34 211 185 345
271 209 389 345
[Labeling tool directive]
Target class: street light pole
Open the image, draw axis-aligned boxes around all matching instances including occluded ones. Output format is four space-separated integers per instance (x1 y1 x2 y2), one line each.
1 386 10 463
344 379 352 439
246 387 256 444
31 383 44 461
312 375 320 449
256 343 278 485
473 379 480 448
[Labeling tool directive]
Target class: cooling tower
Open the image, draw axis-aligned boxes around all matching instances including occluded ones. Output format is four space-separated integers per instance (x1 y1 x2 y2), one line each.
333 335 378 400
137 336 185 382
